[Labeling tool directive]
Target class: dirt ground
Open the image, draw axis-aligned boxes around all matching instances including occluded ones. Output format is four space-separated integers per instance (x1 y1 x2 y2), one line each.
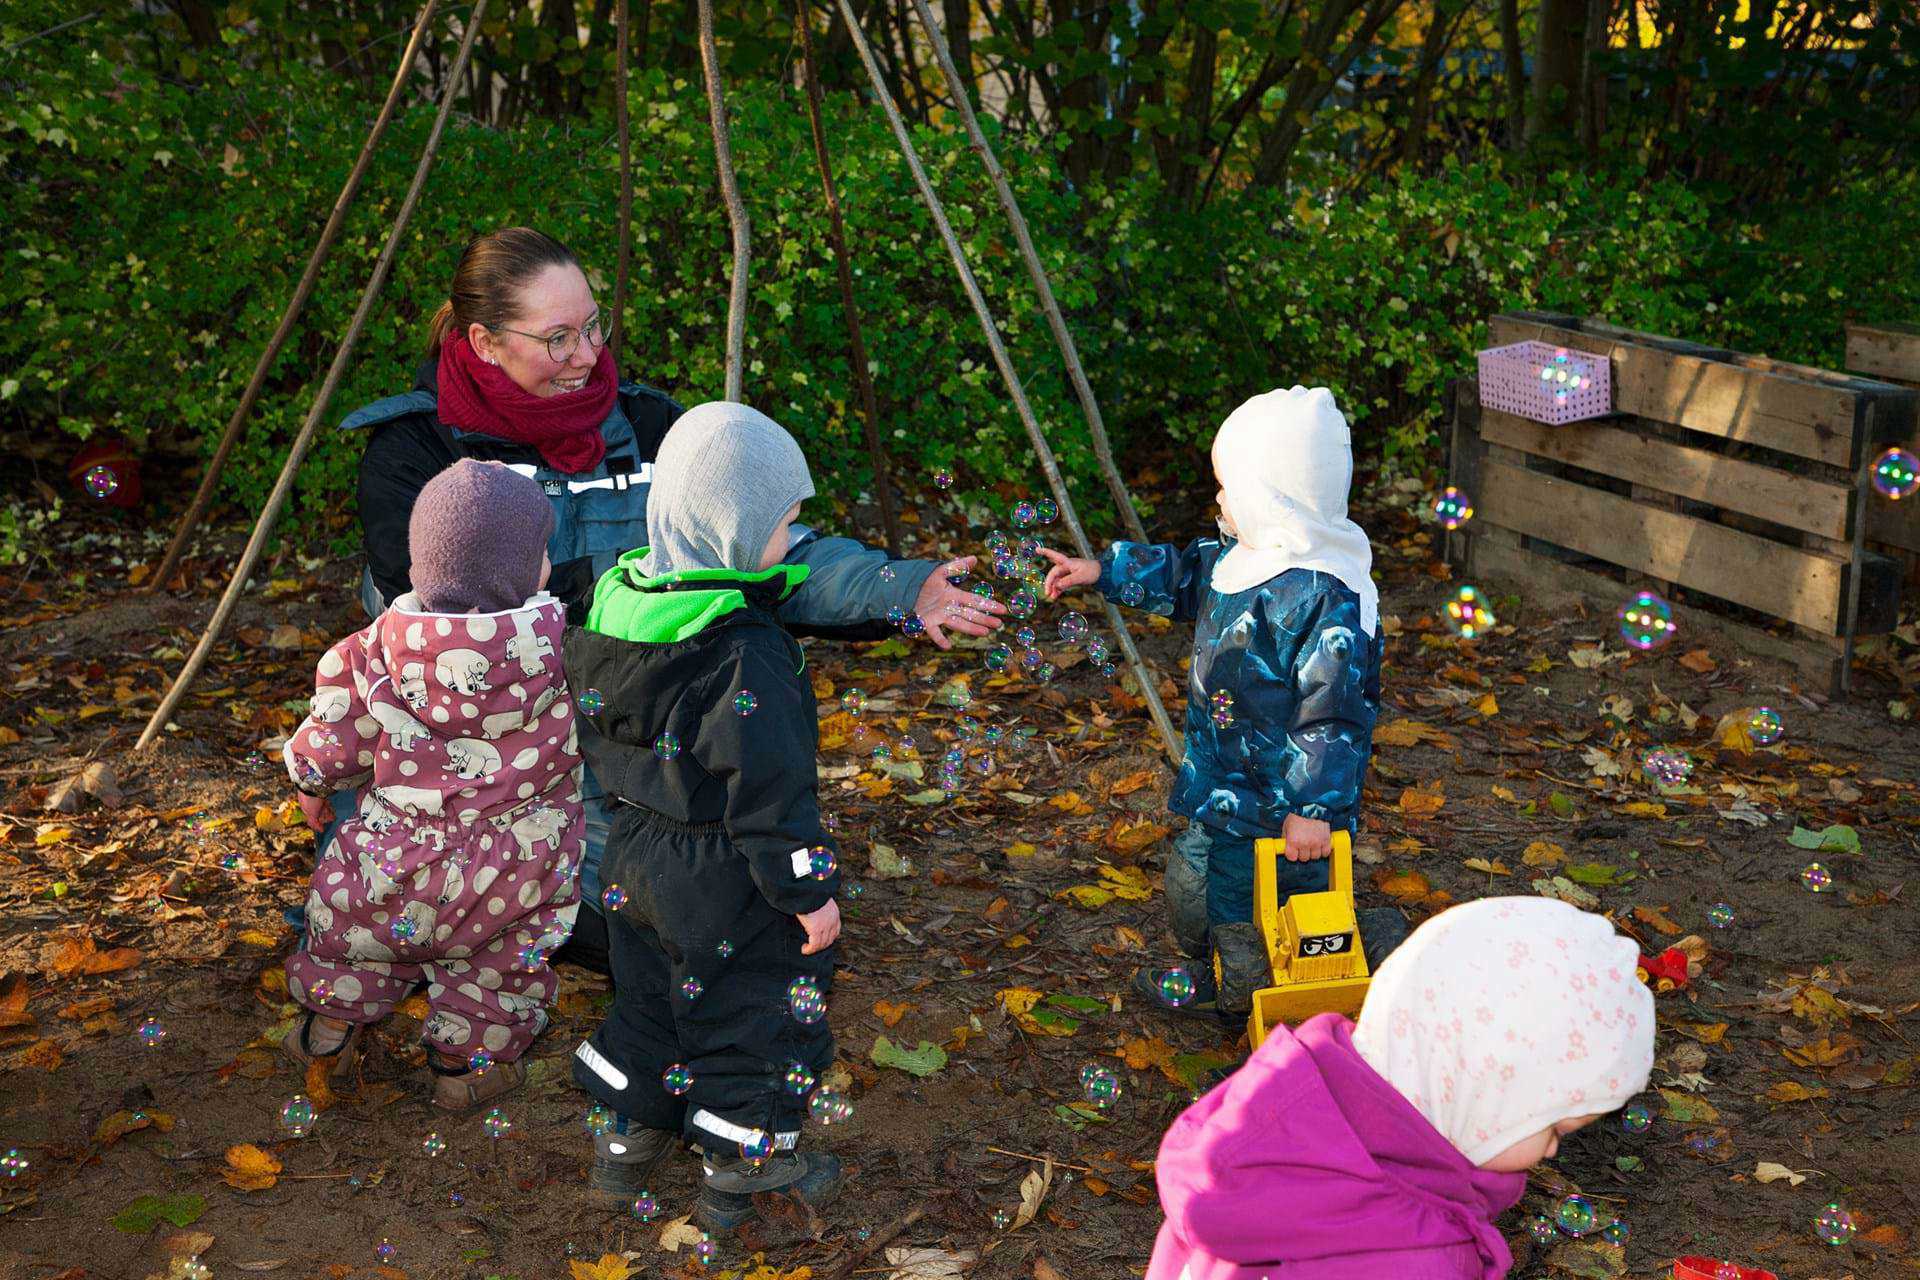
1 465 1916 1280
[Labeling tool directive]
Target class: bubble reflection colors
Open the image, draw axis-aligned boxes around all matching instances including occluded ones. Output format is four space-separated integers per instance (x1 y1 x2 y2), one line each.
788 976 828 1024
603 884 627 911
584 1104 616 1136
421 1131 447 1158
1641 747 1693 787
784 1061 816 1095
1800 862 1833 893
577 688 605 716
680 976 704 1001
653 731 681 761
1158 968 1197 1006
1 1150 28 1178
83 465 120 500
481 1107 511 1140
1814 1203 1856 1245
1527 1215 1557 1246
279 1095 316 1137
1748 706 1785 746
733 690 758 717
136 1017 167 1049
1620 1102 1651 1133
1872 446 1919 500
1616 590 1677 651
662 1063 695 1095
1707 902 1734 928
840 689 868 715
632 1191 661 1221
1555 1193 1596 1236
1431 486 1474 530
807 1086 853 1124
1600 1218 1628 1245
1444 585 1495 639
1079 1064 1122 1109
808 846 838 880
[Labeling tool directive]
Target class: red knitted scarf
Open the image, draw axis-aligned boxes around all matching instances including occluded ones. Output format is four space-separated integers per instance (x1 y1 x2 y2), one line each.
436 327 615 473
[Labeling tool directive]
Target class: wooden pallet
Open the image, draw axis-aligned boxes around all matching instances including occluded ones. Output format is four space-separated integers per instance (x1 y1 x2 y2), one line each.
1842 322 1920 574
1446 313 1914 695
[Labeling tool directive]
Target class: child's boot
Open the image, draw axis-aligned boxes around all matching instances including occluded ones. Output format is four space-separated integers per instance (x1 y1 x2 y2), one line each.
696 1147 844 1234
1210 922 1268 1019
1131 962 1220 1017
588 1125 679 1200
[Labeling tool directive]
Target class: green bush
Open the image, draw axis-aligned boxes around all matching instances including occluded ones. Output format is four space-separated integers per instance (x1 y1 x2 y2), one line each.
6 46 1919 546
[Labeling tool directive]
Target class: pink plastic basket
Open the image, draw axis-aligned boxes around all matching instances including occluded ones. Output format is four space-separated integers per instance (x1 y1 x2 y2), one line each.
1476 340 1613 425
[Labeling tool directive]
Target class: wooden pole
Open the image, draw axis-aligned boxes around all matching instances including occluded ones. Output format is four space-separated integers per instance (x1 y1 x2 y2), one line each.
695 0 749 402
135 0 492 754
146 0 441 594
907 0 1148 544
610 0 634 359
795 0 902 557
832 0 1182 765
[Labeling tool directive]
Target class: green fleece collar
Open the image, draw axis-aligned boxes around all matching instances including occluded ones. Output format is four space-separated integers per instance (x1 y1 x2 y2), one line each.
586 547 808 643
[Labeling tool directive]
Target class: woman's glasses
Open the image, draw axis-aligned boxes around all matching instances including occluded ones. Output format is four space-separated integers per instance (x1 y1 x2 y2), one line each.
489 311 609 364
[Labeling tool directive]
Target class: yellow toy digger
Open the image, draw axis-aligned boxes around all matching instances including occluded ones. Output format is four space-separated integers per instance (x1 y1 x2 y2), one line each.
1240 830 1374 1049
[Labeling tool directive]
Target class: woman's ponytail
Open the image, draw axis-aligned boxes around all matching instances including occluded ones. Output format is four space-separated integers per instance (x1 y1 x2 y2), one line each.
424 299 457 356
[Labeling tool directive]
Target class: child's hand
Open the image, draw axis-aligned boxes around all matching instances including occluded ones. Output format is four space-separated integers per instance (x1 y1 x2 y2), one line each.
915 555 1009 650
1037 547 1100 601
1282 812 1333 862
797 898 841 955
297 791 333 832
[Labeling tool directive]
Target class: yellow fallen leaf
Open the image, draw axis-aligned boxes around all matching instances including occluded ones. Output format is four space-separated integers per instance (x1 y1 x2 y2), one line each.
1678 648 1717 674
1004 934 1030 949
1374 718 1454 749
658 1214 705 1252
996 988 1043 1017
1376 869 1432 903
568 1254 635 1280
1632 904 1682 936
222 1142 282 1191
1676 1022 1728 1046
35 825 74 847
872 999 913 1028
1618 801 1668 819
1491 785 1518 803
1462 857 1511 876
1108 769 1156 796
1005 841 1037 858
1521 840 1566 867
1105 818 1171 856
0 726 19 745
1781 1036 1857 1068
1753 1161 1807 1186
1396 787 1445 817
1120 1035 1176 1072
1471 693 1499 717
1048 791 1093 815
1717 712 1756 753
1058 884 1115 909
1097 864 1154 901
1762 1080 1830 1103
235 929 281 948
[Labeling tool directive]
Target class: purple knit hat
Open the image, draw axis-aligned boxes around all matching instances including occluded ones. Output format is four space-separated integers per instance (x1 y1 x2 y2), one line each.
408 459 556 613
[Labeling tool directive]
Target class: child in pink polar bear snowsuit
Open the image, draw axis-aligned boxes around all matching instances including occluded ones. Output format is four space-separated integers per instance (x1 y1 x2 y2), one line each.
282 459 582 1111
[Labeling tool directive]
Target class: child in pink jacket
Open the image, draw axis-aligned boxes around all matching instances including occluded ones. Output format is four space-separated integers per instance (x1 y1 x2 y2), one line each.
280 460 582 1112
1147 897 1654 1280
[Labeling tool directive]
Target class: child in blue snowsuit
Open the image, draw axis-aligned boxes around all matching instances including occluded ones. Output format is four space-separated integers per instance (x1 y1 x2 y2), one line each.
1043 386 1398 1018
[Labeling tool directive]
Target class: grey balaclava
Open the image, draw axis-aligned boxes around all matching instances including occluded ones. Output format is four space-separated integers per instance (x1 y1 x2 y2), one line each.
640 401 815 576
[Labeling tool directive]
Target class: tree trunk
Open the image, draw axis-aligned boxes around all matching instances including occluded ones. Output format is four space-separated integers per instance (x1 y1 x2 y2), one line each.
1399 0 1461 166
1576 0 1610 152
1499 0 1525 151
941 0 974 106
166 0 220 48
1527 0 1585 144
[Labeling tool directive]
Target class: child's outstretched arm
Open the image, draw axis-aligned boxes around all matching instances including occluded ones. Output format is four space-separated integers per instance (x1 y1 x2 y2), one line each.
1039 538 1223 623
283 630 379 797
694 642 841 942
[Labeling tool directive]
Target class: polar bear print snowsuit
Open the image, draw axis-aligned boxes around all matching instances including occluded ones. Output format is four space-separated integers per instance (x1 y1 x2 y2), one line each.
283 592 582 1063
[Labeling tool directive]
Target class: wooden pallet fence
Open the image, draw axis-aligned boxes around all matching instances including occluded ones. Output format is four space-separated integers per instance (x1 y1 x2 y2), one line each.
1446 313 1913 695
1842 322 1920 574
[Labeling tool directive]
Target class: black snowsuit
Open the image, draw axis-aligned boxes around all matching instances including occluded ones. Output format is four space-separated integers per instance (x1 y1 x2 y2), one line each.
564 553 838 1154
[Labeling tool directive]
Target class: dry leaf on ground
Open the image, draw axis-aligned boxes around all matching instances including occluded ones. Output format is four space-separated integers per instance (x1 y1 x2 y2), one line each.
1011 1157 1054 1231
221 1144 281 1191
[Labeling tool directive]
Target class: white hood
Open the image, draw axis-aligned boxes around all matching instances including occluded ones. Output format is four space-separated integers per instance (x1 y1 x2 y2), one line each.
1210 385 1378 636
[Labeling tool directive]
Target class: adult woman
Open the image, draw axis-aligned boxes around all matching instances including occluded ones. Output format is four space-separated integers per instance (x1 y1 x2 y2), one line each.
336 227 1004 968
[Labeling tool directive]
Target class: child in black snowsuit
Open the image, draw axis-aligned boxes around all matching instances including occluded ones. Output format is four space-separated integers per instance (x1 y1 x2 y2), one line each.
565 402 843 1234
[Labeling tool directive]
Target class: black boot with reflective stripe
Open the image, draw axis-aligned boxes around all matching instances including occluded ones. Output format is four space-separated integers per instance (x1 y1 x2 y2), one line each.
696 1148 844 1233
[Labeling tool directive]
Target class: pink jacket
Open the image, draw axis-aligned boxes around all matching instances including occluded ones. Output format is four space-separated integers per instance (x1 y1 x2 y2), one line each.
1147 1014 1526 1280
285 594 584 879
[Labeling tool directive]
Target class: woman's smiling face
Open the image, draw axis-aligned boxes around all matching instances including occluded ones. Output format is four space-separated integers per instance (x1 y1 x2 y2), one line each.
469 262 600 398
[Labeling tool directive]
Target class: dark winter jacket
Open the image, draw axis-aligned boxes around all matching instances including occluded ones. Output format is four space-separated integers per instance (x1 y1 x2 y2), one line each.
1101 538 1380 838
339 357 929 635
563 550 838 918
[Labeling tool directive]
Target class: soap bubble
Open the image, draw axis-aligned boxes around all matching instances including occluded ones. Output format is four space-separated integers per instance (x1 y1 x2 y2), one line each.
695 1234 718 1266
871 742 892 763
933 468 954 490
1431 486 1474 530
653 731 681 760
584 1104 615 1136
1019 647 1044 672
1012 500 1038 528
1211 690 1236 730
1814 1203 1856 1245
841 688 867 715
1159 968 1196 1006
1707 902 1734 928
1444 585 1495 639
1713 1263 1742 1280
1079 1064 1122 1109
1 1150 28 1178
1033 661 1058 683
901 614 925 638
1014 625 1036 648
1620 1102 1651 1133
788 976 827 1024
518 941 547 968
220 851 246 871
739 1129 773 1166
733 690 758 717
390 915 419 942
449 1191 464 1207
1555 1193 1596 1236
992 1208 1011 1229
716 939 734 959
1617 590 1677 651
1872 446 1919 500
136 1017 167 1049
784 1061 816 1095
1117 582 1145 607
1800 862 1833 893
662 1063 694 1095
1527 1215 1557 1245
887 605 907 626
1686 1132 1720 1155
1035 498 1059 524
985 644 1012 671
807 846 837 880
1100 662 1116 677
1747 706 1784 746
680 976 704 1001
1009 586 1039 619
83 465 120 500
1059 613 1088 645
577 688 605 716
375 1240 397 1264
807 1087 853 1124
602 883 628 910
632 1191 660 1221
1601 1218 1628 1245
481 1107 511 1140
467 1048 494 1075
421 1131 446 1157
279 1095 316 1137
1641 747 1693 787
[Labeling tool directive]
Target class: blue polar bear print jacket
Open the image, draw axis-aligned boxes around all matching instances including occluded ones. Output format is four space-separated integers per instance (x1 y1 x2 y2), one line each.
1100 537 1380 838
